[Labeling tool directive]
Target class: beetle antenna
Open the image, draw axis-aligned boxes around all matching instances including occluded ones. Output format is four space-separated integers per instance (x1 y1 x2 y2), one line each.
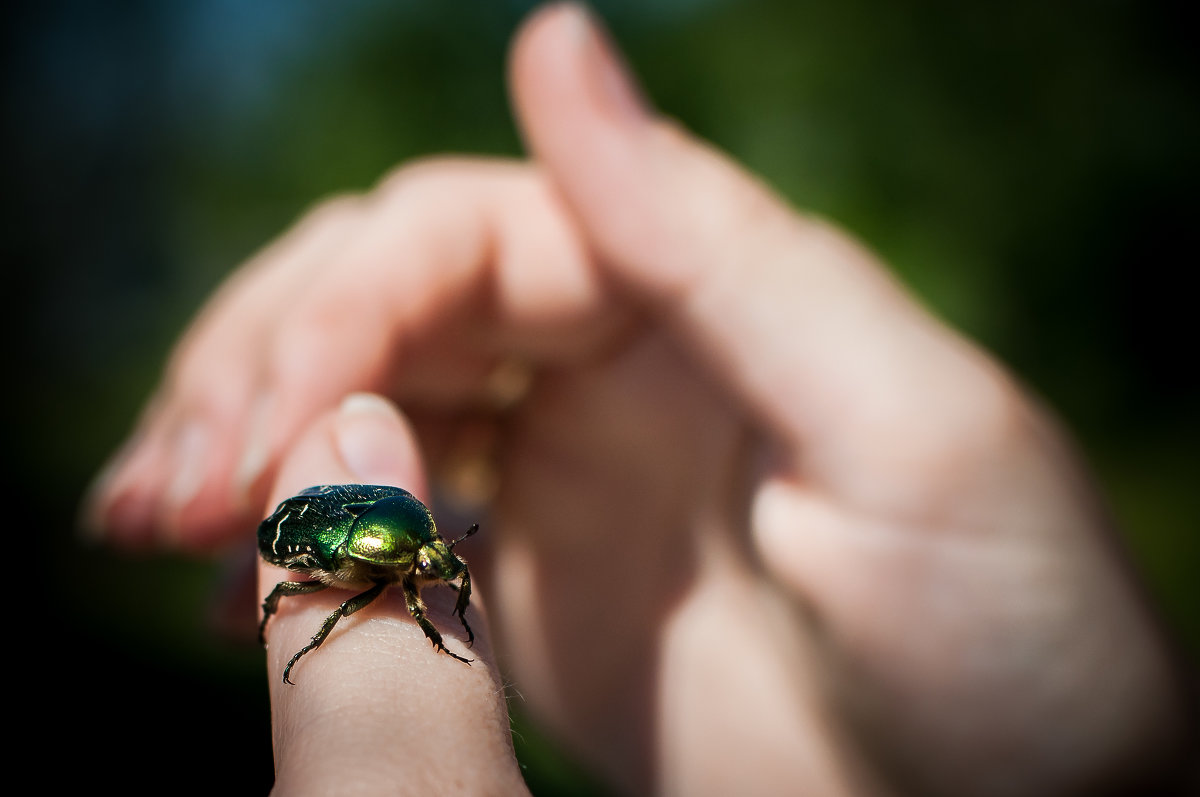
449 523 479 549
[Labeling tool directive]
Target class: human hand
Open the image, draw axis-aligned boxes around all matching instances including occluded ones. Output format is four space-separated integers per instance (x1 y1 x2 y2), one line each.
87 3 1188 794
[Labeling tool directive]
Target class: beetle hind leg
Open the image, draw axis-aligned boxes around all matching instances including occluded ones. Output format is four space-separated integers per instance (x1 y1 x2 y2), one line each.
281 582 387 684
260 580 329 646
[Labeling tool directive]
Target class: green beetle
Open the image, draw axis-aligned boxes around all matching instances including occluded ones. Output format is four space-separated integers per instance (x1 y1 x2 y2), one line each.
257 484 478 684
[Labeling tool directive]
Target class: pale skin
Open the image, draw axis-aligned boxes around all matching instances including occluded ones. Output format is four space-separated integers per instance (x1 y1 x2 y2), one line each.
86 4 1189 796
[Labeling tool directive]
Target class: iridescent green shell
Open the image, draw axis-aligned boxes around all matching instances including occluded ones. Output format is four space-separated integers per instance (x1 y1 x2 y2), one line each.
257 484 435 576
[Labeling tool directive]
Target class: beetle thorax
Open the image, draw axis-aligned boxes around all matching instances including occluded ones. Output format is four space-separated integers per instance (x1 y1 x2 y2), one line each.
347 528 412 565
343 494 436 567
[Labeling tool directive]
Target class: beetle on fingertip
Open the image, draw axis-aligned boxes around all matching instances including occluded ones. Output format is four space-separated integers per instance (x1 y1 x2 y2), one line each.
257 484 477 684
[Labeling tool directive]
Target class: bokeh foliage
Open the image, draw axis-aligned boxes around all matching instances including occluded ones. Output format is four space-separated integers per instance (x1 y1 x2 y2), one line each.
7 0 1195 792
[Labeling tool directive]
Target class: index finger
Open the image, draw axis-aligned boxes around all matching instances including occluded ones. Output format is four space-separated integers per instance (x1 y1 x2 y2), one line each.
260 393 527 795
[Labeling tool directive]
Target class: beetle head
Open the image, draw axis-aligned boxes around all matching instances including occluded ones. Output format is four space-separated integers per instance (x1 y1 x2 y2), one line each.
414 539 465 582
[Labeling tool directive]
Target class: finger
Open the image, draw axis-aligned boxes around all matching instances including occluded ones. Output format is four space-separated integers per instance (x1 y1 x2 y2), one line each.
253 160 612 469
510 5 1019 503
86 195 366 549
261 392 527 795
89 159 618 552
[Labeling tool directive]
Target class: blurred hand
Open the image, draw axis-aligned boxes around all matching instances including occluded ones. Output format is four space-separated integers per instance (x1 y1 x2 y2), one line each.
87 4 1187 795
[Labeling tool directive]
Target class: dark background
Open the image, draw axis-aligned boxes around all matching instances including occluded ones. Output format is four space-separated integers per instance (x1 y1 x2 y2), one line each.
6 0 1196 792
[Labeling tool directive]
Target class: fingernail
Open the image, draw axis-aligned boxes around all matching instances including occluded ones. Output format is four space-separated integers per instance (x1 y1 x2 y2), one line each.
103 490 158 547
88 445 162 546
165 420 210 512
567 4 650 125
335 392 419 485
234 392 274 503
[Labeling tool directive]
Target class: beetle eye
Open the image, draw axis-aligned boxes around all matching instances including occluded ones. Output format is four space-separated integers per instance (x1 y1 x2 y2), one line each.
418 558 430 571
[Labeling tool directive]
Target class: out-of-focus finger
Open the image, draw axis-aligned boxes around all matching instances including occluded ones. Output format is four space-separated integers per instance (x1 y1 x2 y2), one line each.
85 195 366 549
254 161 611 475
89 159 616 553
510 4 1018 507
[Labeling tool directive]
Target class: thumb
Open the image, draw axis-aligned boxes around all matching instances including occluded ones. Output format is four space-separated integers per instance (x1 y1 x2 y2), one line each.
509 4 1009 491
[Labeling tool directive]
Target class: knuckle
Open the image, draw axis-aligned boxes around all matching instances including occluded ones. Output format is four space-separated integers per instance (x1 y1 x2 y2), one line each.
163 331 238 414
373 155 520 205
958 360 1031 449
267 304 331 383
251 192 366 277
160 194 371 410
266 294 380 391
164 355 247 420
374 156 468 200
296 191 366 232
919 357 1034 474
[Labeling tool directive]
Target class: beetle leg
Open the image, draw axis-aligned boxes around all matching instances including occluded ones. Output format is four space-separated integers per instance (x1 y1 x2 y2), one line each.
260 580 328 646
402 580 472 665
453 561 474 648
282 582 386 684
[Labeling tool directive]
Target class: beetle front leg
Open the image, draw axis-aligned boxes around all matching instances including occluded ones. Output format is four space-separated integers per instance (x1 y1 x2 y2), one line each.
282 582 386 684
453 564 474 648
260 580 329 645
402 580 472 664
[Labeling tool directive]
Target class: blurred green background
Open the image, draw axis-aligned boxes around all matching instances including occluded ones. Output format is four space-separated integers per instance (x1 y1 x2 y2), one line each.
7 0 1196 792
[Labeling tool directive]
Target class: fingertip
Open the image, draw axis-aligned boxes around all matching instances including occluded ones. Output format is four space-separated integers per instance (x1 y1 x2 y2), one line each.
508 2 579 105
509 0 780 295
82 420 171 549
80 457 122 545
510 2 650 135
157 409 268 552
334 392 428 497
91 487 158 549
266 392 427 511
